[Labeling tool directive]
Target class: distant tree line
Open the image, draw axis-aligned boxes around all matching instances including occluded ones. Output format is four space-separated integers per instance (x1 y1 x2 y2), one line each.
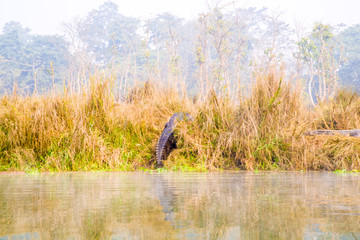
0 1 359 100
0 22 69 94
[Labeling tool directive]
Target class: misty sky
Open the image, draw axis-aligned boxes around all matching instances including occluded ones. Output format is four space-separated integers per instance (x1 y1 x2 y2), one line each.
0 0 359 35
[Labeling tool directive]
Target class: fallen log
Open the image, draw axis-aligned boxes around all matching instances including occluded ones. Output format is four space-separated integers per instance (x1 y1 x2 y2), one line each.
303 129 360 138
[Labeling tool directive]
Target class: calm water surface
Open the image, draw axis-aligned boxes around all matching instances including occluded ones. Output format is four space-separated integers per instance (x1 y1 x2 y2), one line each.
0 171 359 239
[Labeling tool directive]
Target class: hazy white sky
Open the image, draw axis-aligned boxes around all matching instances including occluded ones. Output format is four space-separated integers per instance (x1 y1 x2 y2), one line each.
0 0 359 35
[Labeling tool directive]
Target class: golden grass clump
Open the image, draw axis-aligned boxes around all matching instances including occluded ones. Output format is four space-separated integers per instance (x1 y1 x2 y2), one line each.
313 89 360 130
172 69 307 170
0 67 360 172
168 69 360 171
0 76 192 171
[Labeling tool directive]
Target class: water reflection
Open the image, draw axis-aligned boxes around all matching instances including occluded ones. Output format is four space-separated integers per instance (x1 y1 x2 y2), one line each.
0 172 359 239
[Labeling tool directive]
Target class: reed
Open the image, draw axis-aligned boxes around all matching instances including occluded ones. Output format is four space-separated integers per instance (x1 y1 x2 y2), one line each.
0 68 359 172
166 69 360 171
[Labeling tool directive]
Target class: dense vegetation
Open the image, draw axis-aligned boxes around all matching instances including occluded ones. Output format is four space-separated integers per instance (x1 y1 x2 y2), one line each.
0 2 360 172
0 66 359 172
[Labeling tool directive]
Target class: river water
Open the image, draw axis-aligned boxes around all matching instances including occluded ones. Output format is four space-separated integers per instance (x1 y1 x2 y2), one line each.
0 171 359 239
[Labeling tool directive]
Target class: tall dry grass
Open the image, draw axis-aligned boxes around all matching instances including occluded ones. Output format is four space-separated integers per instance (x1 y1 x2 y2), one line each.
0 68 360 171
167 69 360 171
0 75 193 171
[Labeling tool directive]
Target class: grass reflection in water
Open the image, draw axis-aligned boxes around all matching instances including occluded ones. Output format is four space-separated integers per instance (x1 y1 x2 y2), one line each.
0 172 359 239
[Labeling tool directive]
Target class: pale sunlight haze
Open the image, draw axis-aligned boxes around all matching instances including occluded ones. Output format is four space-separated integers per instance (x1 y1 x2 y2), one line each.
0 0 359 34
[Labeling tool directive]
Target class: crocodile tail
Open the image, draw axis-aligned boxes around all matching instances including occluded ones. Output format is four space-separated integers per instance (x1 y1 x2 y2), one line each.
156 112 193 165
156 113 178 164
156 126 175 165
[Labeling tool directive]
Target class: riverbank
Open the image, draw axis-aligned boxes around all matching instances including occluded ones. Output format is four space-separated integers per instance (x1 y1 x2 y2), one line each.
1 70 360 172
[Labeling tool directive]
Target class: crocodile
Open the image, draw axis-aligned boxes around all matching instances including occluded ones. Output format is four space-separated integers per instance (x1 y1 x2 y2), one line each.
304 129 360 138
156 112 193 165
